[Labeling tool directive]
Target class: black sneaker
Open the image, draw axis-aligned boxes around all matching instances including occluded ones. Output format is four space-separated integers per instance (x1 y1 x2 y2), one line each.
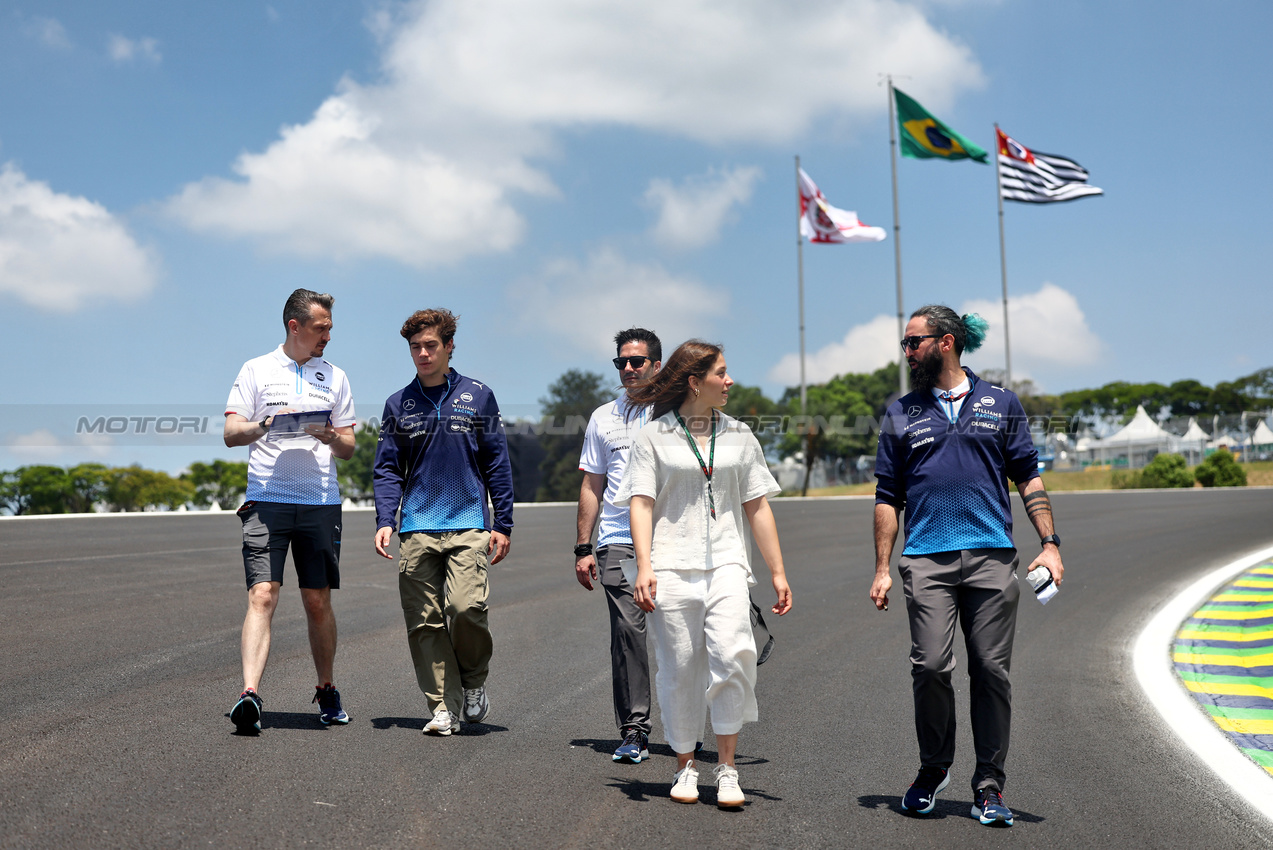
612 728 650 763
972 787 1014 826
312 683 350 725
900 765 949 815
230 689 263 733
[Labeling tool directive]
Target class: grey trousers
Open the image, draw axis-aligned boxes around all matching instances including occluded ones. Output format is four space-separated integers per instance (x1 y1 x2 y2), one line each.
598 544 652 735
898 548 1020 793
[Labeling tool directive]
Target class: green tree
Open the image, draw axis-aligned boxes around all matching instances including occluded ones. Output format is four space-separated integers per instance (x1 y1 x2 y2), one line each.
337 422 379 503
183 460 249 509
1139 453 1194 488
106 465 196 511
723 384 782 454
0 465 71 515
536 370 611 502
778 379 874 495
1195 449 1247 487
65 463 110 513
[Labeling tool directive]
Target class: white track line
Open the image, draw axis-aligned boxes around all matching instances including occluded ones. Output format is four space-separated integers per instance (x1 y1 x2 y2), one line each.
1133 542 1273 822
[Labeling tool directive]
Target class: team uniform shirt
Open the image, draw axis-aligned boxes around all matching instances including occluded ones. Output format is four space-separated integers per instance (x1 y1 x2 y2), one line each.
614 411 780 585
578 396 651 547
225 345 356 505
373 369 514 536
875 367 1039 556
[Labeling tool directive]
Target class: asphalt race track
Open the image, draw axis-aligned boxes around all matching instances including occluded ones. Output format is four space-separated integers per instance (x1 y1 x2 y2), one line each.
4 490 1273 849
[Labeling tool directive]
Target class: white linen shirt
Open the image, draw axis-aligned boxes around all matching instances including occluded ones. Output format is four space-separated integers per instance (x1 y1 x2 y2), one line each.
225 345 356 505
614 410 780 584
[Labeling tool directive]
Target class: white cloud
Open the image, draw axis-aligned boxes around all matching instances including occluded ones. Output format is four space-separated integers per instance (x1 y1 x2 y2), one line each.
958 282 1104 380
24 17 72 50
507 249 728 358
0 164 160 311
768 283 1103 389
770 313 900 385
4 429 113 463
108 34 161 64
645 166 761 250
168 0 983 266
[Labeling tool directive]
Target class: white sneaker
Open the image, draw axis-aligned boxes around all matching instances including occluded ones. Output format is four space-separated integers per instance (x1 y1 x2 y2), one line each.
670 760 699 804
424 707 460 736
713 763 745 808
463 686 489 723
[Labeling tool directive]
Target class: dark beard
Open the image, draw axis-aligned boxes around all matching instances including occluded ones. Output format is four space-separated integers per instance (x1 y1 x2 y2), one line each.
909 346 943 393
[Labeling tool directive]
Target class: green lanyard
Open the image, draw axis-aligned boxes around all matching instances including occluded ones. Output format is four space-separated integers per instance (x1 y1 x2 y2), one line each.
675 410 717 520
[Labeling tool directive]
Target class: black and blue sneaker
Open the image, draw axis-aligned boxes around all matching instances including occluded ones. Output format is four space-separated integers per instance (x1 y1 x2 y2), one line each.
230 688 263 733
613 728 649 763
313 683 350 725
971 787 1014 826
900 766 949 815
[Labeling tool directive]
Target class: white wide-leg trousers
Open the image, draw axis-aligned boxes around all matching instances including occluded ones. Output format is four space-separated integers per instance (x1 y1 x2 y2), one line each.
649 564 758 754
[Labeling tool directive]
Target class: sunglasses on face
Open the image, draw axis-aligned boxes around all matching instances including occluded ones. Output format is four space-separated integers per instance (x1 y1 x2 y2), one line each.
900 334 943 352
613 356 650 370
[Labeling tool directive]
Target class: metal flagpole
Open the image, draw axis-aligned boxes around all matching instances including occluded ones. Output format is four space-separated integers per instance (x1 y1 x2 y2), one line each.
994 123 1013 388
887 76 908 396
796 155 807 415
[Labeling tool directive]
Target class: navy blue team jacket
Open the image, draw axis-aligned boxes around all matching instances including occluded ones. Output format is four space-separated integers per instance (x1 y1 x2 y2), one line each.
373 369 514 536
875 367 1039 556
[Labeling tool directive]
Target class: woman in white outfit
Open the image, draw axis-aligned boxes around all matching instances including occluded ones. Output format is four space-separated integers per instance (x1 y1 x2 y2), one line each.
614 340 792 809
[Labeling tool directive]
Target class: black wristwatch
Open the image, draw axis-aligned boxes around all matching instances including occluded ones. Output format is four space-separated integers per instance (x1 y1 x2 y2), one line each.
574 543 593 558
1040 534 1061 548
258 417 270 432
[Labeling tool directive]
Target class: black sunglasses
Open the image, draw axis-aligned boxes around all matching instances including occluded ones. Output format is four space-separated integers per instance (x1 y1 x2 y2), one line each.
613 356 650 370
900 334 943 352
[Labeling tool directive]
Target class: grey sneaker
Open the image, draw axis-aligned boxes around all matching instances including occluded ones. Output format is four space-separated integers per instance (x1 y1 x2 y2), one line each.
424 707 460 736
713 763 745 808
463 686 489 723
670 760 699 804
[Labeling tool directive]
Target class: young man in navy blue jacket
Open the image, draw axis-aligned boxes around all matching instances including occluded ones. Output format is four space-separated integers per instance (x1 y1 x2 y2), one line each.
870 305 1065 827
373 308 514 735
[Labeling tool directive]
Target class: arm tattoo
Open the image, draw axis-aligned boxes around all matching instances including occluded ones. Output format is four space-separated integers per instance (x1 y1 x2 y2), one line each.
1022 491 1052 519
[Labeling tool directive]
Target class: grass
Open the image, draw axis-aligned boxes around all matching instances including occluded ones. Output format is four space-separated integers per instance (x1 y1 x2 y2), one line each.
790 460 1273 497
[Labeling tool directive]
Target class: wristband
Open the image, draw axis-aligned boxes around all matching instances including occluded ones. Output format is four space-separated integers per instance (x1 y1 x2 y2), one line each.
258 417 270 432
574 543 593 558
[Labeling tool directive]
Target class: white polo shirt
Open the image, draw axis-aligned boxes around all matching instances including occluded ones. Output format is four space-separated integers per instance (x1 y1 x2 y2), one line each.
225 345 356 505
578 396 650 547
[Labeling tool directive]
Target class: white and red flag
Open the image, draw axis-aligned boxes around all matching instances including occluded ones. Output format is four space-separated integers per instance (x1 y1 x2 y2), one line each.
798 168 886 244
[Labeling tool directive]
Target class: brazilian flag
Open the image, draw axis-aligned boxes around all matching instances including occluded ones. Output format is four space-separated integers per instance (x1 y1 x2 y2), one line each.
895 88 988 163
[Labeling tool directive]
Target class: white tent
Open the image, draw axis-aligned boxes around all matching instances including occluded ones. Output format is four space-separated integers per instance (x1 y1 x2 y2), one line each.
1178 417 1210 464
1248 420 1273 448
1080 405 1179 469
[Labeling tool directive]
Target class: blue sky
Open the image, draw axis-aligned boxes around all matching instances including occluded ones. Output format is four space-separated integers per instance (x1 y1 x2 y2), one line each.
2 0 1269 472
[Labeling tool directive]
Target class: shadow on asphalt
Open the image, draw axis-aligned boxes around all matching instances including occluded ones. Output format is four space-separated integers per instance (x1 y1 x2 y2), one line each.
222 711 335 732
569 738 770 766
605 775 781 806
368 716 509 735
857 794 1044 824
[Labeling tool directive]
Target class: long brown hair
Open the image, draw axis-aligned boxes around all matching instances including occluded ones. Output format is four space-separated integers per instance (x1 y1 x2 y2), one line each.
625 339 722 421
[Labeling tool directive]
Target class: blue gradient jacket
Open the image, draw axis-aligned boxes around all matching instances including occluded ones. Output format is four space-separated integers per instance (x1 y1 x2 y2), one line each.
373 369 514 535
875 367 1039 555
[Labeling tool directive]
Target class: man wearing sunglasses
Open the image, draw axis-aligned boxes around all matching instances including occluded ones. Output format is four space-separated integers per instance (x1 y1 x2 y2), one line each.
576 328 663 763
870 304 1064 828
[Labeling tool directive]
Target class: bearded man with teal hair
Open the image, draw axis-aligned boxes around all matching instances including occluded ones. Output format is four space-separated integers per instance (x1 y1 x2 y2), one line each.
869 304 1066 828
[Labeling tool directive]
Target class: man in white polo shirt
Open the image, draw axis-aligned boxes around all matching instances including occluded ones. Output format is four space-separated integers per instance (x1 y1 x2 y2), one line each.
223 289 357 733
575 328 662 763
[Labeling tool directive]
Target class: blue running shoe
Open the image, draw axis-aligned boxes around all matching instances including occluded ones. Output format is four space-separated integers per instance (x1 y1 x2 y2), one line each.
313 683 350 725
972 787 1014 826
230 689 263 733
613 728 649 763
901 766 949 815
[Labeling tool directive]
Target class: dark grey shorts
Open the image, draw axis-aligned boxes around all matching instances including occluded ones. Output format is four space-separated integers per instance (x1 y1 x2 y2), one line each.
238 501 342 590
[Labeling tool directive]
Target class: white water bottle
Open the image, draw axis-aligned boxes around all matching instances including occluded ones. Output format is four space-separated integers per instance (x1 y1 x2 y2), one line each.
1026 565 1058 604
